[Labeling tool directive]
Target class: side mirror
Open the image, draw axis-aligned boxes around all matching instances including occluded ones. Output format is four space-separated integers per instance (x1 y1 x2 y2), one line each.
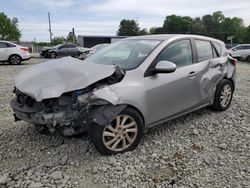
154 61 177 74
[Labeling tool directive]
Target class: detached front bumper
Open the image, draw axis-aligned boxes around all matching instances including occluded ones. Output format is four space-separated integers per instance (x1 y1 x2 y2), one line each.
10 99 89 136
10 99 45 124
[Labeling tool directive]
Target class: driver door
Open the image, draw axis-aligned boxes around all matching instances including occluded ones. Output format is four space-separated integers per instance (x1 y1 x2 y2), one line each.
145 39 206 124
57 44 68 56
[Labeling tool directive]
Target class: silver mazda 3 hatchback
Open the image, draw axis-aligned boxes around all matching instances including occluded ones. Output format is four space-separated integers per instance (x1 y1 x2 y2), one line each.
10 34 236 155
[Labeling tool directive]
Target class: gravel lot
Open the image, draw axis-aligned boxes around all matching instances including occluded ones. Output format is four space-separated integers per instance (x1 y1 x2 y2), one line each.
0 59 249 188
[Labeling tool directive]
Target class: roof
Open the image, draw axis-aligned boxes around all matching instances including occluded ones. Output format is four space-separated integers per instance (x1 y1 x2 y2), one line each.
126 34 224 43
78 35 127 39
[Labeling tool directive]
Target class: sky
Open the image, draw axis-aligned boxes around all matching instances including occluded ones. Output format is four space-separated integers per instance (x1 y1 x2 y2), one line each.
1 0 250 42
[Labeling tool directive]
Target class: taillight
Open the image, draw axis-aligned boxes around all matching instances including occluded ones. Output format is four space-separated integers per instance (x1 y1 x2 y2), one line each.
229 57 237 65
20 47 29 52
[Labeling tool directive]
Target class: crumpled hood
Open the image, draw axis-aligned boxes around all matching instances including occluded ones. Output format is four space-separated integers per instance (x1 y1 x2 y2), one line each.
15 57 116 101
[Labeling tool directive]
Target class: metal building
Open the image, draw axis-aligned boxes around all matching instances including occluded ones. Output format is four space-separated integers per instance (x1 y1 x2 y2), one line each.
77 35 127 48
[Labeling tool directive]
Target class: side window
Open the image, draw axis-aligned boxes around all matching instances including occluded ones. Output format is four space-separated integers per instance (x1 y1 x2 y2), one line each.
0 42 8 48
212 42 222 56
244 45 250 50
212 47 219 58
195 40 213 62
235 46 245 50
59 45 67 49
67 44 77 48
156 40 193 67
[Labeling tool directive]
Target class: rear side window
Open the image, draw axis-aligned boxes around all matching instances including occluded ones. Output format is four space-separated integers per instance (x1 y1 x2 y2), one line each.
212 42 222 56
156 39 193 67
6 43 16 47
245 45 250 49
195 40 213 62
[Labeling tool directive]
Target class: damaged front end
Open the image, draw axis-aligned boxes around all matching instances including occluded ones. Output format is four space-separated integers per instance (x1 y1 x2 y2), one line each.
10 67 126 136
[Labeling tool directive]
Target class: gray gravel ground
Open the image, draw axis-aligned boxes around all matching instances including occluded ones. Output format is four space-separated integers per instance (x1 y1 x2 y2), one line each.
0 59 249 188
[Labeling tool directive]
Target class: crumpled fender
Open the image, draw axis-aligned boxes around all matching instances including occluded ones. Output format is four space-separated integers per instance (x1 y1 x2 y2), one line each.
93 87 120 105
89 104 127 126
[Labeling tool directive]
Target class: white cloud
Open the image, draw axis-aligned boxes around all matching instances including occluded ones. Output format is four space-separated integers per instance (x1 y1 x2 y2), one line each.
16 0 250 41
90 0 250 24
22 0 77 10
19 20 120 41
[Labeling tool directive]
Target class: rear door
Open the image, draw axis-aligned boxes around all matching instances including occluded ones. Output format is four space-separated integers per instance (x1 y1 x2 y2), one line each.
57 44 68 56
0 42 8 61
194 39 225 103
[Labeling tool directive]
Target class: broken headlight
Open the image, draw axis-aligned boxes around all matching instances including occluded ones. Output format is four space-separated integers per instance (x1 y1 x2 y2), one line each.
76 92 109 106
77 92 92 103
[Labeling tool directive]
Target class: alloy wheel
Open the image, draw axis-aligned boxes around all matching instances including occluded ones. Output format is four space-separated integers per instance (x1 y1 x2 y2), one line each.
50 52 56 58
102 115 138 152
220 84 232 108
11 56 21 65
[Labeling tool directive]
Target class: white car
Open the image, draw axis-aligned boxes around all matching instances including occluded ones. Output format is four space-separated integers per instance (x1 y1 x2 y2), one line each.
229 44 250 62
0 40 31 65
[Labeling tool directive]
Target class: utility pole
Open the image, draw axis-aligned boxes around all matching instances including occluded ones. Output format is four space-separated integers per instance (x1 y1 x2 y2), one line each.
48 12 52 43
72 28 75 43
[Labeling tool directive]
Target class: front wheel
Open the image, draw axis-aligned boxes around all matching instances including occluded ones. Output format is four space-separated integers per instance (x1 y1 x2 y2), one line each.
90 107 144 155
212 79 233 111
49 51 57 59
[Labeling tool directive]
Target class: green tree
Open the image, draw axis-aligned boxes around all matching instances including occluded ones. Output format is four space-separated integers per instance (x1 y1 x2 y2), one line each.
149 27 164 34
138 28 148 35
162 15 203 33
66 31 76 43
51 36 65 45
222 17 246 43
0 12 21 41
117 19 140 36
244 25 250 43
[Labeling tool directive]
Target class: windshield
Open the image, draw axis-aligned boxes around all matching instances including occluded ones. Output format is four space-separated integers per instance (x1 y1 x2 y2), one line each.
53 44 62 48
84 40 161 70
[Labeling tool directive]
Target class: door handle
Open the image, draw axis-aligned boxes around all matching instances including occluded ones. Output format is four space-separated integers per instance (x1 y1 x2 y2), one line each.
188 71 198 78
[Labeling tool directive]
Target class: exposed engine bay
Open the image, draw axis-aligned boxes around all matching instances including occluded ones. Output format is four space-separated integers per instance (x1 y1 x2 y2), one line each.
11 67 126 136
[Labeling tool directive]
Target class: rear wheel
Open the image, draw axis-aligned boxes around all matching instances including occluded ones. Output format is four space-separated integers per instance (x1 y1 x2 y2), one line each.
9 55 21 65
90 107 144 155
212 79 233 111
246 56 250 62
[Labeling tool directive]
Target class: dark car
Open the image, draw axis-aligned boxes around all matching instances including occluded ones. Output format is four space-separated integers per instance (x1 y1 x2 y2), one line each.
40 44 89 58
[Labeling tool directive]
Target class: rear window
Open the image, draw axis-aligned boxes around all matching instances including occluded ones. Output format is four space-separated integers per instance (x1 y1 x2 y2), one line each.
195 40 213 62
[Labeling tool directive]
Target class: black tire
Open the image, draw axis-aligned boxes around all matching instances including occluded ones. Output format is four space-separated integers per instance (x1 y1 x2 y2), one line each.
246 56 250 62
212 79 233 111
90 107 144 155
34 124 50 135
9 55 22 65
49 51 57 59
